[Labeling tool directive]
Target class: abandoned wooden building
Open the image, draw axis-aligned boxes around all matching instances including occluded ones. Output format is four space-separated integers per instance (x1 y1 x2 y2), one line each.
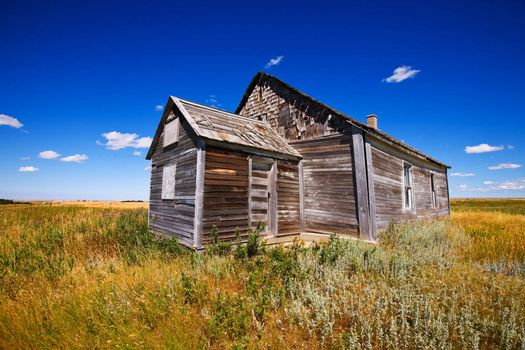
146 72 450 248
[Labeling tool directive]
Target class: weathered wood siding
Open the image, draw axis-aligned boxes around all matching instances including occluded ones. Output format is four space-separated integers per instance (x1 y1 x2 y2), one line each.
292 135 359 236
277 161 301 235
149 117 197 247
202 150 250 242
238 82 350 141
369 143 449 230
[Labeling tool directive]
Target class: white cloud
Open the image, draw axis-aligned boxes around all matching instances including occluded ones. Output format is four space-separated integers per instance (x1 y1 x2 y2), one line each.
39 150 61 160
460 179 525 192
265 55 284 69
132 151 142 156
144 165 151 171
154 105 164 112
19 166 39 172
60 154 88 163
383 65 420 83
508 145 515 150
0 114 23 128
496 179 525 190
20 156 31 160
450 172 476 177
464 143 504 154
205 94 221 108
488 163 522 170
99 131 153 150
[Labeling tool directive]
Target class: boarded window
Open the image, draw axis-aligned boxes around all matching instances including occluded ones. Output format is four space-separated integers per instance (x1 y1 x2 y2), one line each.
403 163 414 209
164 118 180 147
161 164 176 199
431 173 437 208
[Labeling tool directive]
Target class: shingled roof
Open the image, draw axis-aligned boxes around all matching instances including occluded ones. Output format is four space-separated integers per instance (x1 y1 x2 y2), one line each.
235 72 450 168
146 97 301 160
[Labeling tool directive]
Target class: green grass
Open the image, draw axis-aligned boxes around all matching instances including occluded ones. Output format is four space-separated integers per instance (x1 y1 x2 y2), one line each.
1 201 525 349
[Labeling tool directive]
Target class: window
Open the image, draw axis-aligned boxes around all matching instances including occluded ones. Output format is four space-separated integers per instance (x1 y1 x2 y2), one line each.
164 118 180 147
161 163 176 200
404 163 414 209
431 173 437 208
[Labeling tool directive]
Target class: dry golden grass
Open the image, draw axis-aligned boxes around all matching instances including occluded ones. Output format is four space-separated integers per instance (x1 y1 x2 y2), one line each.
27 200 149 209
0 200 524 348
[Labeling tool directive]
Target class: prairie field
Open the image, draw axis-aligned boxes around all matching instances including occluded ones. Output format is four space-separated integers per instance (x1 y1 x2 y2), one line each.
1 199 525 349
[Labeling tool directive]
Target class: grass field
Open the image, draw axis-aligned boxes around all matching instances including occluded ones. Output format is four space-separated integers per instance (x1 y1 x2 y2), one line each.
1 199 524 349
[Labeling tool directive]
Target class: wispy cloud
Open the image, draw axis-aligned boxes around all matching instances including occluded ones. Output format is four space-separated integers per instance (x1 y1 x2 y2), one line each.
132 151 142 156
144 165 151 171
488 163 522 170
496 179 525 190
154 104 164 112
265 55 284 69
508 145 515 150
98 131 152 150
383 65 420 83
459 179 525 192
205 95 221 108
60 154 88 163
19 166 39 172
464 143 504 154
0 114 23 128
20 156 31 160
450 172 476 177
39 150 61 160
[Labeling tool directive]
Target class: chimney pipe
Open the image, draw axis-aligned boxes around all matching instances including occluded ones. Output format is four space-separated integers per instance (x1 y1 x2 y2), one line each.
367 114 378 129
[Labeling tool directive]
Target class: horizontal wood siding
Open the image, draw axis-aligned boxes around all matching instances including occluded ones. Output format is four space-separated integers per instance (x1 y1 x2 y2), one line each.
292 135 359 236
277 161 301 235
238 82 351 142
149 118 197 247
370 145 449 230
435 172 450 212
202 150 249 242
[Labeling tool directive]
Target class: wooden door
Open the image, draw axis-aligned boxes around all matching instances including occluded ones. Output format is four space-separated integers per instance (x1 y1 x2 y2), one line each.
250 159 276 234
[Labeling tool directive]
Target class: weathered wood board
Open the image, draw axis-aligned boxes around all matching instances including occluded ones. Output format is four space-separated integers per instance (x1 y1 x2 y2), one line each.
202 149 250 242
149 117 197 247
292 135 359 236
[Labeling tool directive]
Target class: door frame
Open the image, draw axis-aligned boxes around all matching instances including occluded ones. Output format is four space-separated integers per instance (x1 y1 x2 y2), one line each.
248 156 278 236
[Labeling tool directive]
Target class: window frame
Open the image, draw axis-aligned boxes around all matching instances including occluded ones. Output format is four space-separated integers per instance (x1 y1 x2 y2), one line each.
403 162 414 210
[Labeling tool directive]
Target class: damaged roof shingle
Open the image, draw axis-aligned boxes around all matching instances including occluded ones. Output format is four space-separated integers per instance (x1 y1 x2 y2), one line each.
174 97 301 158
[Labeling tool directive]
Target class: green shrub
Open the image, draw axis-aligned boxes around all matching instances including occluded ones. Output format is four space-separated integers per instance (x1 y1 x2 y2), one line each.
206 225 232 256
208 293 249 340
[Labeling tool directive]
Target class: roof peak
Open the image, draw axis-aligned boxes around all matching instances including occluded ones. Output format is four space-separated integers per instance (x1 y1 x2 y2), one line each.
235 72 449 168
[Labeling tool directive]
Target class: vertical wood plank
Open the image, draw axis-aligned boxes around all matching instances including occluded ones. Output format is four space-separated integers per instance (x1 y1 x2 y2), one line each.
445 168 451 215
364 138 378 241
298 160 305 231
268 160 278 236
193 143 205 249
248 156 252 228
351 125 371 239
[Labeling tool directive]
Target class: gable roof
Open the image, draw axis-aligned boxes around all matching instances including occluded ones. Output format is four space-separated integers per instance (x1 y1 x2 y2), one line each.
235 72 450 168
146 96 301 160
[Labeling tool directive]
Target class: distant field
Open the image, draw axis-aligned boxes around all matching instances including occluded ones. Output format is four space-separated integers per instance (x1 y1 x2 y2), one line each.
452 198 525 215
1 200 149 209
1 199 524 348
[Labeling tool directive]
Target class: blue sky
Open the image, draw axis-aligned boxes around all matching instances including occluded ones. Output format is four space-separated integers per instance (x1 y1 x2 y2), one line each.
1 0 524 200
